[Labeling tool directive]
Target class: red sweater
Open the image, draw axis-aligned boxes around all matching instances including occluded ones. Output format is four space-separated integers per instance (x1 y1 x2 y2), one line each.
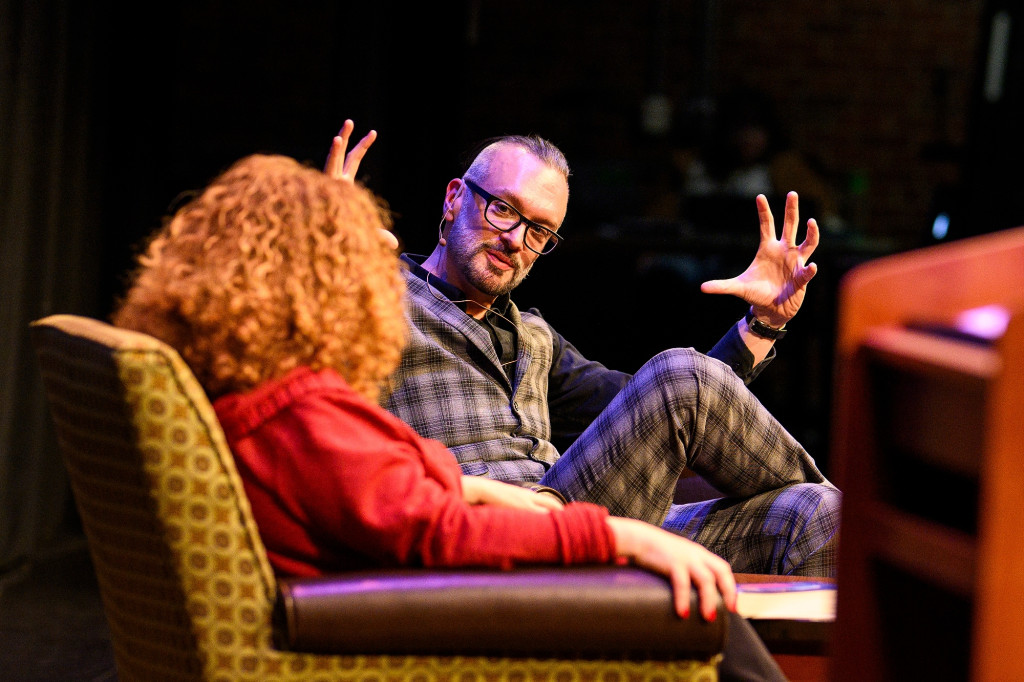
213 367 615 577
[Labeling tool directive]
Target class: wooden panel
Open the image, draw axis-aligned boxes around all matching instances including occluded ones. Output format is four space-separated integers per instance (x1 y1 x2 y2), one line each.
861 502 975 596
834 226 1024 358
972 314 1024 682
829 226 1024 682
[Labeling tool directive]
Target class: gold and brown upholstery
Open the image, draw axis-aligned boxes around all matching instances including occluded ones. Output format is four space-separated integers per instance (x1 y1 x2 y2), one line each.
31 314 724 682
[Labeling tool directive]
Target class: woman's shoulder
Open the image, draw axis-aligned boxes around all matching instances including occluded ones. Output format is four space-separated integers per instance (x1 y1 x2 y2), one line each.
214 367 359 434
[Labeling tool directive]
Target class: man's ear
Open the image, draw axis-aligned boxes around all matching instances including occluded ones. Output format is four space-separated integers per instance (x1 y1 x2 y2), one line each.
443 178 465 217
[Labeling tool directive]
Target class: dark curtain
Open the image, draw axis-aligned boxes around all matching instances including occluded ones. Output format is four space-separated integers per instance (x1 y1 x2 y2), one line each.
0 0 465 573
0 1 105 570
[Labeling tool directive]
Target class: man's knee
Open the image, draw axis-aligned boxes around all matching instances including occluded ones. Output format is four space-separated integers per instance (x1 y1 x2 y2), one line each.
809 483 842 544
631 349 743 414
771 482 842 576
638 347 730 389
774 482 841 528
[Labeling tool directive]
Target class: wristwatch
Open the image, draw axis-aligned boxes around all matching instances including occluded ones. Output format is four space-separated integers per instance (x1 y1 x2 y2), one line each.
744 307 787 340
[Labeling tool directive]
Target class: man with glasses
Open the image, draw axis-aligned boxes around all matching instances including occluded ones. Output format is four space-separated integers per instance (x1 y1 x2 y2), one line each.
328 125 839 578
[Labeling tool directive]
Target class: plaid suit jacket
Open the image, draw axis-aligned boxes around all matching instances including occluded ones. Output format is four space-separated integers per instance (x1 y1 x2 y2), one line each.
381 270 563 483
381 260 770 484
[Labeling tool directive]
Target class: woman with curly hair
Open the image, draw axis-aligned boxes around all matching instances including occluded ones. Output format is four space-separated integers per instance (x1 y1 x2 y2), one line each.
112 149 739 626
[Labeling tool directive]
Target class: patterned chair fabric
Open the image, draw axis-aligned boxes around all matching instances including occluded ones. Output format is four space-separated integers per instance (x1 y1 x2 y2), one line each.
31 314 720 682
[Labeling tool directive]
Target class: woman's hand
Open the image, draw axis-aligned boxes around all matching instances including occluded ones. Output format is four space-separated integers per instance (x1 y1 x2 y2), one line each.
461 476 564 513
606 516 736 621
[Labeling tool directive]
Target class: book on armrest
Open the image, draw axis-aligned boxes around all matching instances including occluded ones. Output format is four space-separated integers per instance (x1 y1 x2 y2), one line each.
736 580 836 622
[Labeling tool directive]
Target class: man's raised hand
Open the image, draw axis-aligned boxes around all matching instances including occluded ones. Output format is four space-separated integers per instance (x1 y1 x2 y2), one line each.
700 191 820 328
325 119 399 250
325 119 377 183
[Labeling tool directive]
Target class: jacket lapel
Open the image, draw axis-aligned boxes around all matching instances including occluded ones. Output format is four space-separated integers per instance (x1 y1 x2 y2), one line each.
404 272 510 387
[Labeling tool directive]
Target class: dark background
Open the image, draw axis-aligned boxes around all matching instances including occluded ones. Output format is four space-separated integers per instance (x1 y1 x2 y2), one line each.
4 0 1024 571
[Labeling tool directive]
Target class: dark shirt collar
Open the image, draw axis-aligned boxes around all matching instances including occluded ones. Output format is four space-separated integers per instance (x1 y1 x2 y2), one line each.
401 253 513 316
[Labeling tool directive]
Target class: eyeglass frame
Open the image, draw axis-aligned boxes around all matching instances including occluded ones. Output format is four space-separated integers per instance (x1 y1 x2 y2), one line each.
460 177 563 255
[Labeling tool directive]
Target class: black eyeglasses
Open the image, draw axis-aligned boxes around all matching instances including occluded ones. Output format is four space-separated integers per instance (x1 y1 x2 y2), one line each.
461 178 562 255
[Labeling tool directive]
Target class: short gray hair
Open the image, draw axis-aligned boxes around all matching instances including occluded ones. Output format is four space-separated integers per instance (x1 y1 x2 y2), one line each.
466 134 571 181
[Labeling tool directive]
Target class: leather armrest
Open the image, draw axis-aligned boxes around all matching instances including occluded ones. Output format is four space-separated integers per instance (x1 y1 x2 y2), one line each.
274 565 725 659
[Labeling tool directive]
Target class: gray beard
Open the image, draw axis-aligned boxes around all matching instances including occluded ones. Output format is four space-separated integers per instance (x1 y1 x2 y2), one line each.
465 248 532 297
447 218 533 297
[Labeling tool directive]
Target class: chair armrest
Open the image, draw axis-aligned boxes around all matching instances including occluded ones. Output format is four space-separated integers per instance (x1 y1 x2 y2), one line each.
274 565 725 659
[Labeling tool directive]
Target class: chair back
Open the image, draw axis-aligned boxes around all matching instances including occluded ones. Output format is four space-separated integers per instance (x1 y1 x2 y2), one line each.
32 314 290 680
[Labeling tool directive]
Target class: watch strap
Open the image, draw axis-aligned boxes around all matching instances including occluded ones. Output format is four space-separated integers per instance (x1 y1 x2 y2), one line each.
744 308 787 340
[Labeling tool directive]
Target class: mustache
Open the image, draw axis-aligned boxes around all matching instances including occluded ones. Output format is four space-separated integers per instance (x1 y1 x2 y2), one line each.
480 243 522 269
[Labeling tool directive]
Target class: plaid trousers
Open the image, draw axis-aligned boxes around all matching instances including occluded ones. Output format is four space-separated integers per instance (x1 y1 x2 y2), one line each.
540 348 841 577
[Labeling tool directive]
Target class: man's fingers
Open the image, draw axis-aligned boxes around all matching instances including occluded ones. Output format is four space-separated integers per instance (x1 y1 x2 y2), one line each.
343 129 377 177
799 217 820 259
337 119 354 146
700 278 738 295
325 120 363 179
325 136 345 177
795 261 819 288
755 194 775 242
781 191 800 245
377 228 400 250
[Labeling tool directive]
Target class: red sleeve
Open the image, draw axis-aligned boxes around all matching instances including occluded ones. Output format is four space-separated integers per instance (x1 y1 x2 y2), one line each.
226 378 615 571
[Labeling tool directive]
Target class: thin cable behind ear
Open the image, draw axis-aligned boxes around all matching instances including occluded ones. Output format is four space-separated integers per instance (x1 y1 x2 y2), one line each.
438 184 465 246
424 272 522 367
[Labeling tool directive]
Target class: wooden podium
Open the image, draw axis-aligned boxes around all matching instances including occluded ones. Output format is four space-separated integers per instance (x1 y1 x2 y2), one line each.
829 226 1024 681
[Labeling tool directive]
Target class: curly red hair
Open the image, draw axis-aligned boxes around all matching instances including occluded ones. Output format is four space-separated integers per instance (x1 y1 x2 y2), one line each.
113 154 405 403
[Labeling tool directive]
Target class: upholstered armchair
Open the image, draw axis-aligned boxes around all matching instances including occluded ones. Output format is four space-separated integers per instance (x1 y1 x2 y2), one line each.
31 314 727 682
